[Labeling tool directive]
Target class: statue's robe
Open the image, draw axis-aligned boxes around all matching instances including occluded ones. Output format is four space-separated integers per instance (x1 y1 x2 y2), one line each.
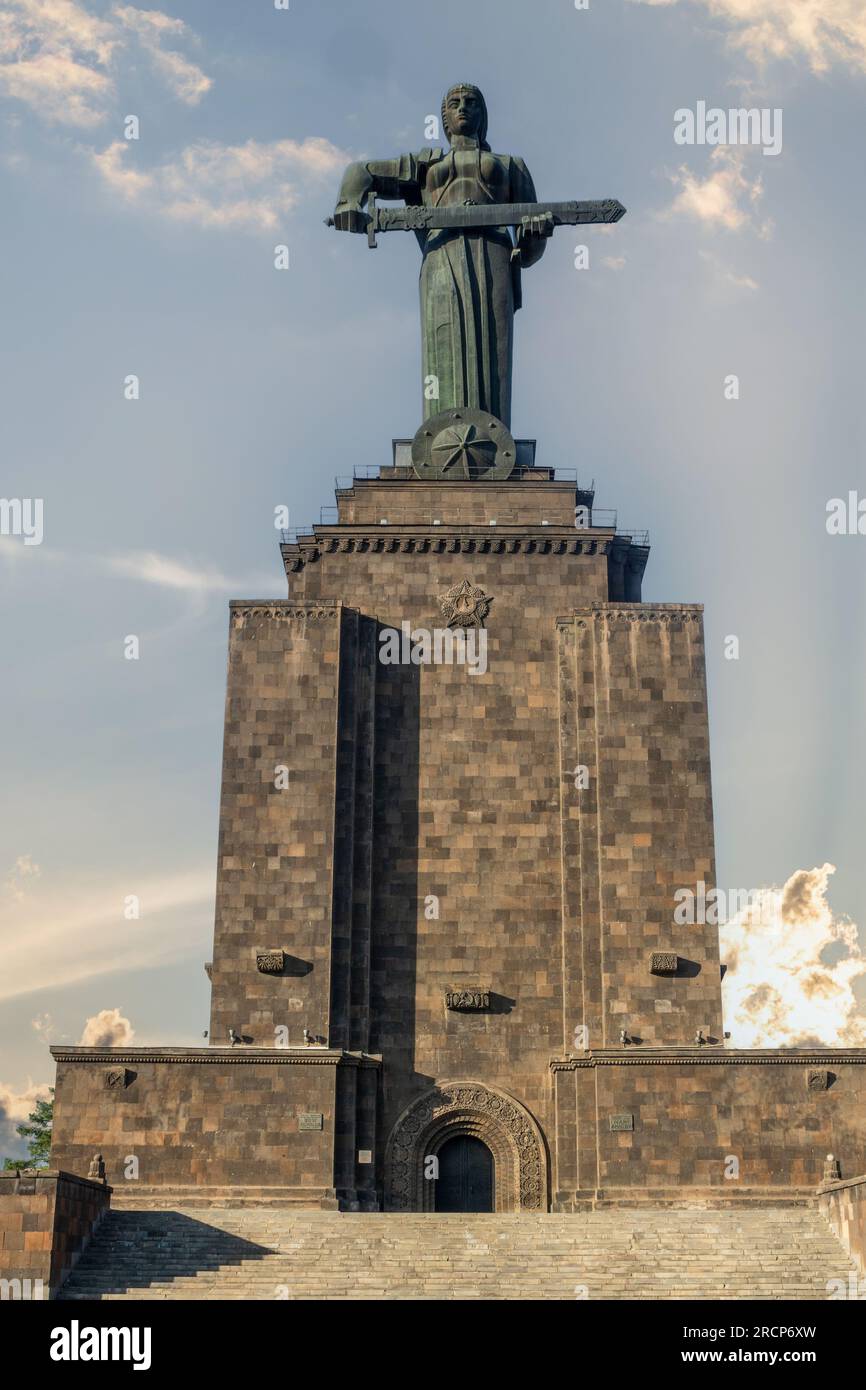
337 145 542 426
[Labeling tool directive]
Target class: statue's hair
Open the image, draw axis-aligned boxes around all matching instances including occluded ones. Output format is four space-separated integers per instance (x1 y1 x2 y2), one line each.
441 84 490 150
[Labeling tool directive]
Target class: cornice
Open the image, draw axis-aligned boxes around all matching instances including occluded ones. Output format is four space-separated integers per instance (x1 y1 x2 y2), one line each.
550 1047 866 1070
281 529 648 575
229 601 340 622
557 603 704 629
50 1046 381 1068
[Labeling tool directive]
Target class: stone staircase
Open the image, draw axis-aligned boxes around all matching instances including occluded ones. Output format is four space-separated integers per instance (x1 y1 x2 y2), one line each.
58 1207 857 1300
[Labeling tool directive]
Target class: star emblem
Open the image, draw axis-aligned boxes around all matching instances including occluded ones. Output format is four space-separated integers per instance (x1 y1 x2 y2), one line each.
438 578 493 629
431 423 498 480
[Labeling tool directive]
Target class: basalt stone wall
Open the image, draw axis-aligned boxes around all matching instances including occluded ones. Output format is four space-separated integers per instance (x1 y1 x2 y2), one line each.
550 1051 866 1207
50 1048 378 1206
0 1170 110 1298
558 606 723 1050
819 1174 866 1276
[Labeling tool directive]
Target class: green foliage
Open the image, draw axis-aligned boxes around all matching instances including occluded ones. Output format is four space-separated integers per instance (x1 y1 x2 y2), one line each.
2 1089 53 1170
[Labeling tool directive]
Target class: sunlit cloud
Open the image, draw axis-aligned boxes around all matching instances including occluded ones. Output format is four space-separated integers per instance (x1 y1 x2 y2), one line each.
0 0 210 127
628 0 866 76
664 147 771 235
0 1078 52 1160
0 865 215 1001
89 135 350 232
721 864 866 1047
79 1007 135 1047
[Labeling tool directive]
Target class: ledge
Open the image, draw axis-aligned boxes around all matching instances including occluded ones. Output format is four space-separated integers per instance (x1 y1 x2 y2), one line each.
550 1047 866 1069
50 1046 382 1068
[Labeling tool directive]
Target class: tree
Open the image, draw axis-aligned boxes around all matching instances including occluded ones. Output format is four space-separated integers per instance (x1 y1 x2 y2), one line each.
3 1090 53 1170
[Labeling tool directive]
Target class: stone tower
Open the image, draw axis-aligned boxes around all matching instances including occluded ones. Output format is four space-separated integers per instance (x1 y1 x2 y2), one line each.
205 435 723 1210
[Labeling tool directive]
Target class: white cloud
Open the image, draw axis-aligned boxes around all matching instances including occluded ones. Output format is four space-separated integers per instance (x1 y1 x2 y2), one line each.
4 853 41 902
0 1078 52 1160
79 1007 134 1047
628 0 866 76
90 135 350 232
665 147 771 234
0 866 215 1001
113 4 210 105
698 248 760 289
721 864 866 1047
107 550 256 594
0 0 210 126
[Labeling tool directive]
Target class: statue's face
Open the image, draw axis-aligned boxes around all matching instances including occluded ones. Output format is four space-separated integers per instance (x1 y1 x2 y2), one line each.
446 87 483 139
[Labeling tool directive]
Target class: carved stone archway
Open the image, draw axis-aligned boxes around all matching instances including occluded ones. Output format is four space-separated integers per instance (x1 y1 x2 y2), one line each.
384 1081 548 1212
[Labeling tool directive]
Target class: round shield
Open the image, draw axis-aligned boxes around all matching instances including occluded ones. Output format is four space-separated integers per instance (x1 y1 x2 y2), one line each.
411 408 517 481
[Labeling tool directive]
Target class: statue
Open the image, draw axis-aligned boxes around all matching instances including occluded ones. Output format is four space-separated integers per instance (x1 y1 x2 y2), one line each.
330 83 625 476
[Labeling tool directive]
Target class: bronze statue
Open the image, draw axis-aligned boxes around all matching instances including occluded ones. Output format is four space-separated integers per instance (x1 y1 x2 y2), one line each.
330 83 625 440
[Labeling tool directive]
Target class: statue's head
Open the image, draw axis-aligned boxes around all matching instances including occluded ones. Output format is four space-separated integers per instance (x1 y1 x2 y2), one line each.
441 83 489 149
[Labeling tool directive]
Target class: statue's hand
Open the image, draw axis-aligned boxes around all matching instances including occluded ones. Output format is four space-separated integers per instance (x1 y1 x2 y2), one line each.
516 211 555 245
332 202 368 234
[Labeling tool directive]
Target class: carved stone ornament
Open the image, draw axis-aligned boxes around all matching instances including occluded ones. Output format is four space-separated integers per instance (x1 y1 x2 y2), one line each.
807 1068 830 1092
256 949 285 975
385 1081 546 1213
650 952 678 976
411 408 516 481
445 989 490 1011
104 1068 133 1090
438 578 493 630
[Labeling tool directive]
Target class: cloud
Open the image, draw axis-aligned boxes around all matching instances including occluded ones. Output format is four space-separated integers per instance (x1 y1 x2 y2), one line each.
628 0 866 75
4 853 41 902
0 1078 52 1161
665 147 771 235
721 864 866 1047
113 4 210 105
89 135 350 232
0 866 214 1001
2 539 276 596
698 249 760 290
79 1007 134 1047
105 550 270 595
0 1 210 127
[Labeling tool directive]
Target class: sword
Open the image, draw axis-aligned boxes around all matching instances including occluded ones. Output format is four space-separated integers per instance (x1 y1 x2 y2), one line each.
326 192 626 248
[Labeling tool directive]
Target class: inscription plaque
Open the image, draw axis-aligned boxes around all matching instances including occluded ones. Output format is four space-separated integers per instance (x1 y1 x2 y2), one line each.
298 1112 323 1131
609 1113 634 1132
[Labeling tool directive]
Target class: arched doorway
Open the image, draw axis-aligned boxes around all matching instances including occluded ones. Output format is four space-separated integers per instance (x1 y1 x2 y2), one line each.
384 1080 548 1212
435 1135 494 1212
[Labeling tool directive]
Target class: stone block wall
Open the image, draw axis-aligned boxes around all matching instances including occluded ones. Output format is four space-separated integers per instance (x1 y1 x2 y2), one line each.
819 1173 866 1277
50 1048 378 1208
550 1050 866 1207
0 1169 110 1298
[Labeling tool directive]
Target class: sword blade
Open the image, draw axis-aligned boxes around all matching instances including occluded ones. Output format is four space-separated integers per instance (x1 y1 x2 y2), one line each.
374 198 626 234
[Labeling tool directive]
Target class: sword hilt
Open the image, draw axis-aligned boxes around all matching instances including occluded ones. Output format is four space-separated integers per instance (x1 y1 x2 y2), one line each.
366 192 377 249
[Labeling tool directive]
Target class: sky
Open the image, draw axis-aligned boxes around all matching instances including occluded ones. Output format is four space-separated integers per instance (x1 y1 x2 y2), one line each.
1 0 865 1157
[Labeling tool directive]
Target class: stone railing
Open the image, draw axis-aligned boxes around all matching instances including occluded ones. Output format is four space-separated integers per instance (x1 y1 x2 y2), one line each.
0 1167 111 1300
818 1164 866 1276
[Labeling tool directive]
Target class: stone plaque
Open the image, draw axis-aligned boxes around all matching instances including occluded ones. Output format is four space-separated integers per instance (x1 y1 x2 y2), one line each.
609 1113 634 1132
650 952 678 975
298 1112 323 1131
357 1150 372 1165
806 1068 830 1092
445 988 490 1011
256 949 285 975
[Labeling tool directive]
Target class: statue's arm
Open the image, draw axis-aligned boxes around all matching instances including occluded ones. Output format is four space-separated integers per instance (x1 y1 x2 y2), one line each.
510 156 553 269
333 155 424 232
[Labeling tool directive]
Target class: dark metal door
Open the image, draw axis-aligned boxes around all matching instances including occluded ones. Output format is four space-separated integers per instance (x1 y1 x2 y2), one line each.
435 1136 494 1212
